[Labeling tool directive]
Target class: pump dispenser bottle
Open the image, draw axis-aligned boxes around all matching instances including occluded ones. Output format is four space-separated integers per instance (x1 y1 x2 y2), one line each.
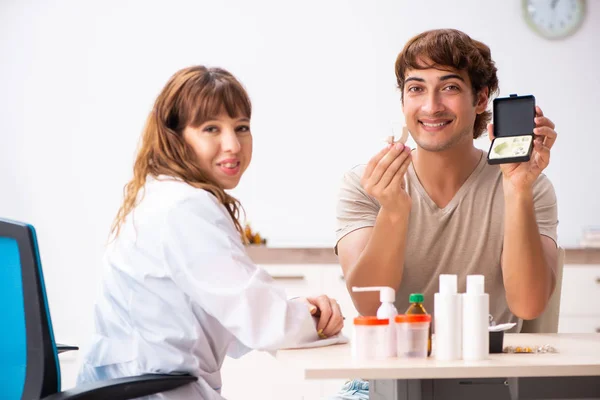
352 286 397 357
462 275 489 361
434 274 462 360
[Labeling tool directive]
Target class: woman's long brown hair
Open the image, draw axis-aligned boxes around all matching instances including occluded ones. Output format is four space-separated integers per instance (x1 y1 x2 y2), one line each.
110 66 250 240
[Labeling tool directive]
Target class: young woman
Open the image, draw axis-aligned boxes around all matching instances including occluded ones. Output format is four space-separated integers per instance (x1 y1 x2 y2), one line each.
77 66 344 399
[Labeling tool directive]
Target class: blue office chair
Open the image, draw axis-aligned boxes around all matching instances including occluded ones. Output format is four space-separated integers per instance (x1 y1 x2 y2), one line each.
0 218 197 399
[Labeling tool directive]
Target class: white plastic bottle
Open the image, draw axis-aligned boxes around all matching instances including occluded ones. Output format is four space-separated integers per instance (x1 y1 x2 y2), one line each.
352 286 398 358
434 274 462 360
462 275 489 361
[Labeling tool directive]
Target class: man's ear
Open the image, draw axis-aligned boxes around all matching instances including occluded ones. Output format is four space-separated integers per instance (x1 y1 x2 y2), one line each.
475 87 489 114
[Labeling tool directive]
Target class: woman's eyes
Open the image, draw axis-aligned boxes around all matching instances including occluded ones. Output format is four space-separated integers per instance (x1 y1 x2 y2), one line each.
236 125 250 134
203 126 219 133
202 125 250 134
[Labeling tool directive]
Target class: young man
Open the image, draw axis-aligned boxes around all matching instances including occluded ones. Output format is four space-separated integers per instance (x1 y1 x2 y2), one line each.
336 29 559 333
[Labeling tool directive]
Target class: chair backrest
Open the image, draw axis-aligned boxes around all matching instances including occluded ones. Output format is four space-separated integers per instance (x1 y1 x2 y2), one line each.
520 246 565 333
0 219 60 398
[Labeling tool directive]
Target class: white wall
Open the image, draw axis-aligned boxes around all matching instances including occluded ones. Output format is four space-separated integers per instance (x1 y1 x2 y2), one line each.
1 0 599 382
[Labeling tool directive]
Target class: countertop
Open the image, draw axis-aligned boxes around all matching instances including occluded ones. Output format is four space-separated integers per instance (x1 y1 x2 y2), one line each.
276 333 600 380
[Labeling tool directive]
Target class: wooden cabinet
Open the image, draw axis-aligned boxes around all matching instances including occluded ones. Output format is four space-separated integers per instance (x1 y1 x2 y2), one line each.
558 265 600 333
221 349 321 400
57 352 79 390
321 267 358 338
559 316 600 333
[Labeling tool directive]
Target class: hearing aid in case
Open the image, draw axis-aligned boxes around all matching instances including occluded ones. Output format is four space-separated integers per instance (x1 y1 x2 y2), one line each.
487 94 536 165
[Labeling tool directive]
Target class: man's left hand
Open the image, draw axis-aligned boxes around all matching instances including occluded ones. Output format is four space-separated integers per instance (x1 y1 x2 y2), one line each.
488 106 557 193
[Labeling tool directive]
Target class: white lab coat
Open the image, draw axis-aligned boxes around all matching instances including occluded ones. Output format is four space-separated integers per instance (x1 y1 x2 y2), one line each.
76 176 321 399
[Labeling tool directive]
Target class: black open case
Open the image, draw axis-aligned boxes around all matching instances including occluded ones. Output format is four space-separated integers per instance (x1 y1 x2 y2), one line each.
487 94 536 165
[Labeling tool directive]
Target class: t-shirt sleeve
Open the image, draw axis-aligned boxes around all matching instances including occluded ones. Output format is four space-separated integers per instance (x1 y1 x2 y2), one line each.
334 165 380 254
533 174 559 246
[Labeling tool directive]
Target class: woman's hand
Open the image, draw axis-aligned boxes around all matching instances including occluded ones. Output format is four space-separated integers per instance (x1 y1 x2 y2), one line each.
302 295 344 338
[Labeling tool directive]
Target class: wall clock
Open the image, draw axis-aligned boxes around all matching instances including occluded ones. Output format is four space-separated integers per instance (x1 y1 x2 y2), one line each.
523 0 586 39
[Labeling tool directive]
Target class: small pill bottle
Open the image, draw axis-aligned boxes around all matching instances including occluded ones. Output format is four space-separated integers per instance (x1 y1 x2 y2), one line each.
352 316 390 360
395 314 432 359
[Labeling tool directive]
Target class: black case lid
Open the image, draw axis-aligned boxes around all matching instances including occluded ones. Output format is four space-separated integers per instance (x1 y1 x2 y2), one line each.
493 94 535 137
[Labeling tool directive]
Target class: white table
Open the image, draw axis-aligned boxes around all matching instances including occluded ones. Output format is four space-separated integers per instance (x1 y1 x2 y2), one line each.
277 333 600 399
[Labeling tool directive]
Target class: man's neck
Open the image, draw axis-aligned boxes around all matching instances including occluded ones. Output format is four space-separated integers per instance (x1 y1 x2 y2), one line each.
412 140 482 209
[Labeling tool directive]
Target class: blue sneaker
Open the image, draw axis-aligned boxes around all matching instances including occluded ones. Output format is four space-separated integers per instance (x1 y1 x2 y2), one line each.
326 379 369 400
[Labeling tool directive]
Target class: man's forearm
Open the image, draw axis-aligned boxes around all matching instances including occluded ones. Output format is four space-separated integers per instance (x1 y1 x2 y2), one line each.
502 186 554 320
346 208 409 316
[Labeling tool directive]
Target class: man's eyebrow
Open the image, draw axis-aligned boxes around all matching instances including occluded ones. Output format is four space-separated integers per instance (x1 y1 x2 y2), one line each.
405 77 425 84
440 74 465 82
405 74 465 84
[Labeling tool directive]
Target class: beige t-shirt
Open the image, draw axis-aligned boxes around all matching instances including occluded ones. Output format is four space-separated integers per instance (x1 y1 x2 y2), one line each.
335 151 558 332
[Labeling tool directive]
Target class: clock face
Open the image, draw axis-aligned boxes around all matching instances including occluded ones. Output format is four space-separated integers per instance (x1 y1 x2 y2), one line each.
524 0 586 39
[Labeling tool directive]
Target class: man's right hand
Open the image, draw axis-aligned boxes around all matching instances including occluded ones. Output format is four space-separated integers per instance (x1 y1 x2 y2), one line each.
361 142 412 216
337 141 413 316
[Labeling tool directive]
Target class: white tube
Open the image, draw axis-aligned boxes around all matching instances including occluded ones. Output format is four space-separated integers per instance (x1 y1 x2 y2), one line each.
462 275 489 361
434 274 462 360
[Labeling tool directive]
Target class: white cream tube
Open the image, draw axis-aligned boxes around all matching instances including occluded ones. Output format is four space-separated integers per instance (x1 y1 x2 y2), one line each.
462 275 489 361
434 274 462 360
